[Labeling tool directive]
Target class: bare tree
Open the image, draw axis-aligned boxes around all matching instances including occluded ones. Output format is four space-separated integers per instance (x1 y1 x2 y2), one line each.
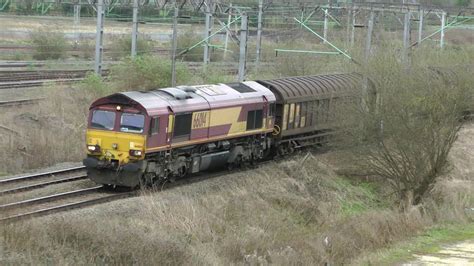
336 54 473 210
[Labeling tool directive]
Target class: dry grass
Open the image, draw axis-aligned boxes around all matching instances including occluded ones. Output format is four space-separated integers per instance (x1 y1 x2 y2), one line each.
0 83 98 174
1 124 472 264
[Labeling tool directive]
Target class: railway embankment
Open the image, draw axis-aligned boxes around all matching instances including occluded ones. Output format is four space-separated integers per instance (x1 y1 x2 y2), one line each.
1 123 472 265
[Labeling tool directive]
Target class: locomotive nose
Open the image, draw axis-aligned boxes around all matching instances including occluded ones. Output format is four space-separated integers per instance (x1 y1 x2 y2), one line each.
86 129 145 165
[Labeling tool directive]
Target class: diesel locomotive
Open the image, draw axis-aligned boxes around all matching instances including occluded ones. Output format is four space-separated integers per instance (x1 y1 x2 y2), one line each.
83 73 363 187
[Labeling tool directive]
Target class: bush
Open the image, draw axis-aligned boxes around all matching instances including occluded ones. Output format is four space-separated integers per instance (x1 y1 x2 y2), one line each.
80 73 112 97
30 28 68 60
109 35 154 60
110 55 191 91
75 35 95 60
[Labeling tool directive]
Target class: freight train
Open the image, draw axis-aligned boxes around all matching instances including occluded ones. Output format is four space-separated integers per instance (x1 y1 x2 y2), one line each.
83 73 363 188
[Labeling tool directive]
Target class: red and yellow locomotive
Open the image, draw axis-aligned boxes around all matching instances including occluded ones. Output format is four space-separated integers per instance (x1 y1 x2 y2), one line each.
83 74 362 187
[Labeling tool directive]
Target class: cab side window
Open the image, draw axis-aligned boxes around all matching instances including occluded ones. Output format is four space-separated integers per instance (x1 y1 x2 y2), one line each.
246 109 263 130
174 113 192 139
150 117 159 135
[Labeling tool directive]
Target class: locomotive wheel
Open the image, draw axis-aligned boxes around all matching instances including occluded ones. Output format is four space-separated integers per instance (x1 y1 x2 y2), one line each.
177 166 187 178
227 155 242 171
139 175 149 189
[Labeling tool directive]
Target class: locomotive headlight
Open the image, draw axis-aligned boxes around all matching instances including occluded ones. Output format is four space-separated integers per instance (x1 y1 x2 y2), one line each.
87 145 100 152
129 150 142 157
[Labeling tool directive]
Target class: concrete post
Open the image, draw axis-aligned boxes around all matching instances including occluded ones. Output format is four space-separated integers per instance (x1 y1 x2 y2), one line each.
403 11 411 66
223 3 232 60
203 3 212 64
323 8 328 43
238 14 248 82
418 9 423 45
73 3 80 43
346 6 352 46
351 9 356 47
256 0 263 65
131 0 139 58
94 0 104 75
171 6 179 87
440 12 446 48
365 11 375 64
363 11 375 112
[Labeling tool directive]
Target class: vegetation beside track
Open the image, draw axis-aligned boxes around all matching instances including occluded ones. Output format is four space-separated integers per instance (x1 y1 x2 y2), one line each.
353 223 474 265
0 129 472 264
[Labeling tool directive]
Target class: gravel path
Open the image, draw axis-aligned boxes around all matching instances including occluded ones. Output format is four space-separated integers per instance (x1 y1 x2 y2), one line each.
404 240 474 265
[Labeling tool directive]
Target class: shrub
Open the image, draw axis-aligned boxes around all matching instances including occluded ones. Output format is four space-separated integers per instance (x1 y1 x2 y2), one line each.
109 35 154 60
75 35 95 60
30 28 68 60
110 55 191 91
80 72 112 97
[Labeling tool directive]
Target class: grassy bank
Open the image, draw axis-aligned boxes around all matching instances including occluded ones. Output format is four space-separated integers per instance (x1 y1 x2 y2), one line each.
1 123 472 264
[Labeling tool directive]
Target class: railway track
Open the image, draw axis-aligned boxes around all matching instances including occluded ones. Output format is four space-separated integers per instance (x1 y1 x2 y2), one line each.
0 69 92 82
0 69 105 89
0 165 85 185
0 165 119 223
0 98 45 107
0 70 98 89
0 78 84 89
0 188 135 223
0 158 276 224
0 166 87 196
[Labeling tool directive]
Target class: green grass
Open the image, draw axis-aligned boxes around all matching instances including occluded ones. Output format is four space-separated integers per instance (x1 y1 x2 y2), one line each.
331 177 386 217
355 223 474 265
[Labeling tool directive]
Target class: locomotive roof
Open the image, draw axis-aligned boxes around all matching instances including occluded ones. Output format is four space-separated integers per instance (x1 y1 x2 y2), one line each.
90 81 275 116
256 73 363 104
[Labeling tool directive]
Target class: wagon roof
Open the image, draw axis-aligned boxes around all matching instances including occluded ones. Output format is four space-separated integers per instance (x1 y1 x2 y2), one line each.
256 73 363 103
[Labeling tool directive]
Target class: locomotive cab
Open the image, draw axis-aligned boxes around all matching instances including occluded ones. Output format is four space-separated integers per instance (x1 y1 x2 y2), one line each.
83 104 149 186
86 106 146 160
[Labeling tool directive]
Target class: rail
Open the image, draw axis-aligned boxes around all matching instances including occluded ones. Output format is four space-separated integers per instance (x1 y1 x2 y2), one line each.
0 191 136 223
0 165 85 185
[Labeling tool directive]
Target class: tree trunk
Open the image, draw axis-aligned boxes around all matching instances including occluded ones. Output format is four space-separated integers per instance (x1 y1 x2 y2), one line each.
400 190 414 211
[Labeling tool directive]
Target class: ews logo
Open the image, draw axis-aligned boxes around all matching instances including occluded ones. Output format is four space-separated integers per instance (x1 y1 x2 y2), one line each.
192 112 208 129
